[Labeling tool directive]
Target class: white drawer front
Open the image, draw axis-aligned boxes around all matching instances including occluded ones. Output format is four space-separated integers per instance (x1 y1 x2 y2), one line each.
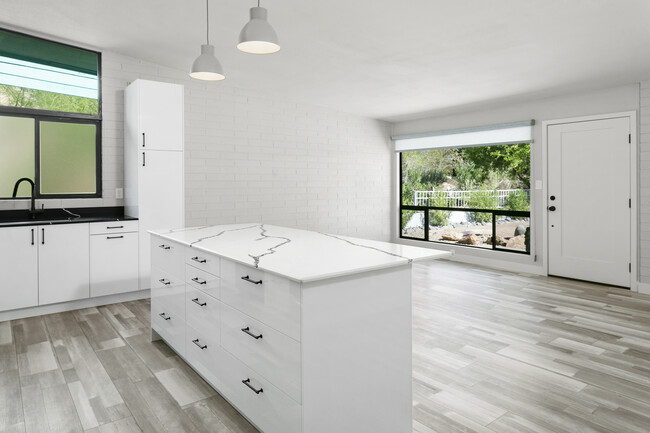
185 324 224 390
221 303 301 403
151 268 185 320
218 349 302 433
151 239 184 280
185 248 220 277
90 220 139 235
221 259 301 341
186 288 220 344
185 264 220 299
151 297 185 357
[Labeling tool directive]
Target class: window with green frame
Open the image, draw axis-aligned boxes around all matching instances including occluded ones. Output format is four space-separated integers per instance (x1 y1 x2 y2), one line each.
0 28 101 199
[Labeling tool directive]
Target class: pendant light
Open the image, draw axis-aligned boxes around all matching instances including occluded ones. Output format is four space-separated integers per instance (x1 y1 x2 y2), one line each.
190 0 225 81
237 0 280 54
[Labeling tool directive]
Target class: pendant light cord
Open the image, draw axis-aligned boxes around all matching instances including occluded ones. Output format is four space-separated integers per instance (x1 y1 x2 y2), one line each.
206 0 210 45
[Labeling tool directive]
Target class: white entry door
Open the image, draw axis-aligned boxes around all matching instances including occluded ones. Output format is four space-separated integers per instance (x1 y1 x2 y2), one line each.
547 116 631 287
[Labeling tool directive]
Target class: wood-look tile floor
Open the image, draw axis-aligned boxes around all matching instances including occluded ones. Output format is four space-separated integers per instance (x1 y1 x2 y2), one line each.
1 260 650 432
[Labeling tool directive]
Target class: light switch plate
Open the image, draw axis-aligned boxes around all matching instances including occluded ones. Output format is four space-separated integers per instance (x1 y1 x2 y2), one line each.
535 180 542 190
115 187 124 199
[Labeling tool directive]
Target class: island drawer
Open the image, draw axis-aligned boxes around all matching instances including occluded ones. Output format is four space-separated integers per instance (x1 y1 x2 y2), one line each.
185 248 220 276
221 303 301 403
151 267 185 320
186 287 221 344
90 220 139 235
185 264 220 299
217 347 302 433
221 259 301 342
151 297 185 357
151 238 184 280
185 323 224 389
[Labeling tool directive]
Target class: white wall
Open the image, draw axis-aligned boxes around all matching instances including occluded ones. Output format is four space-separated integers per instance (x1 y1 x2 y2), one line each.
392 84 640 275
639 80 650 285
0 50 393 241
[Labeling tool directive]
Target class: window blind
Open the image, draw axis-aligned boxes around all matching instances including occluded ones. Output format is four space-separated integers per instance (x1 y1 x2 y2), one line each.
392 120 534 152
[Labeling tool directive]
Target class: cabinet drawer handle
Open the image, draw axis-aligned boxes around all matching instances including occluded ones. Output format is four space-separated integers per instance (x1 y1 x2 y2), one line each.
192 338 207 349
241 275 262 285
159 279 171 286
106 225 124 230
42 228 45 245
31 228 34 245
191 297 207 307
142 151 146 167
106 235 124 239
242 378 263 394
159 312 171 321
142 132 146 148
241 327 263 340
191 256 207 264
191 277 207 285
159 244 171 250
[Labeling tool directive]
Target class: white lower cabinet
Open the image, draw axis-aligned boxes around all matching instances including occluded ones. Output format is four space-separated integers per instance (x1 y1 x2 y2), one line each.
90 222 139 297
38 224 90 305
0 226 38 310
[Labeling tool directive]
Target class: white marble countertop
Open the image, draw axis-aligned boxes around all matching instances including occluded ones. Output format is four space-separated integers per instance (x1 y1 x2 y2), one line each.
150 224 452 283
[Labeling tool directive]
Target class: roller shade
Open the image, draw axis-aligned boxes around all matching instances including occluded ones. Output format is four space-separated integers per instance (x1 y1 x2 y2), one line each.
392 120 534 152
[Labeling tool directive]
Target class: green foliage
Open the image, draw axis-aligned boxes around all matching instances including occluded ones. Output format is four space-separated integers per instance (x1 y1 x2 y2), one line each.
0 85 99 115
459 143 530 188
504 190 530 211
420 168 447 186
401 210 415 231
453 161 483 190
429 192 451 226
467 190 499 223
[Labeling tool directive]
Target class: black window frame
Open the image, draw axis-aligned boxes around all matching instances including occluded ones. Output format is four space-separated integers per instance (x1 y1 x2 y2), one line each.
398 151 531 255
0 27 102 200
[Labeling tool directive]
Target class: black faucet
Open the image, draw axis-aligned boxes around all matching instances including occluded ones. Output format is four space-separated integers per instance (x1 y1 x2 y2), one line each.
12 178 44 219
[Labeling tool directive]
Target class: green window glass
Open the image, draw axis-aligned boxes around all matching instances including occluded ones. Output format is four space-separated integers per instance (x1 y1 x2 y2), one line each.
40 122 97 195
0 115 35 197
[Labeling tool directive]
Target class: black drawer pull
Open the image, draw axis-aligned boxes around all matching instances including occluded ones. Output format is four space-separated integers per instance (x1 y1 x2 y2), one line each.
241 275 262 285
159 244 171 250
242 378 263 394
191 277 207 285
159 312 171 321
191 256 207 264
241 327 263 340
191 297 207 307
159 279 171 286
192 339 207 349
106 235 124 239
106 225 124 230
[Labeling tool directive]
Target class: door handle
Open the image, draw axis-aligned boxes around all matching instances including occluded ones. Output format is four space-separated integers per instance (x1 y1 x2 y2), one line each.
548 206 556 211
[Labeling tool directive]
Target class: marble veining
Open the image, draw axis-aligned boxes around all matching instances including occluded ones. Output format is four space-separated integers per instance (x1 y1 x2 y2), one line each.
150 224 451 283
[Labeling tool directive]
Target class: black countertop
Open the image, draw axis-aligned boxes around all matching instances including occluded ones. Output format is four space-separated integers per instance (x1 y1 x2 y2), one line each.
0 206 137 228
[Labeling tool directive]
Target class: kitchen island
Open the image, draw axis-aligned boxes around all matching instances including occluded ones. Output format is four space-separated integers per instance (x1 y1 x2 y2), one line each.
149 224 451 433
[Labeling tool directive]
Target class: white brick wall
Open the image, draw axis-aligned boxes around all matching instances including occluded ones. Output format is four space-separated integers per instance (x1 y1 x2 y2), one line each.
0 50 393 241
640 80 650 283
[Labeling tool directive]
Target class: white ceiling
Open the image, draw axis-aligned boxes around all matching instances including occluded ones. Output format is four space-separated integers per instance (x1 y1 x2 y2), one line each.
2 0 650 122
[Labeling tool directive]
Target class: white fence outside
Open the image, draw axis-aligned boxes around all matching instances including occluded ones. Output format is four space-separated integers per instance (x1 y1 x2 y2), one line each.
414 189 530 208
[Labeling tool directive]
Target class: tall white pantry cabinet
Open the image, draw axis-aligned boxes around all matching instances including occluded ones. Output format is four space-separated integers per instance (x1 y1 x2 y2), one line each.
124 79 185 290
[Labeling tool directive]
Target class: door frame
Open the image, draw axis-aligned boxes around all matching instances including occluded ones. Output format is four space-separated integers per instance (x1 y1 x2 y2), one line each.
541 111 638 290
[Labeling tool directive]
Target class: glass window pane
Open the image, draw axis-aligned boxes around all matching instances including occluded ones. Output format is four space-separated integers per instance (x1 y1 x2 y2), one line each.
428 210 492 249
0 115 35 197
496 216 530 252
40 121 96 195
402 210 425 239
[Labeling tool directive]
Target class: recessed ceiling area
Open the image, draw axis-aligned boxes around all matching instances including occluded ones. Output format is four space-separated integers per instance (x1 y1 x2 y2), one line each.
1 0 650 121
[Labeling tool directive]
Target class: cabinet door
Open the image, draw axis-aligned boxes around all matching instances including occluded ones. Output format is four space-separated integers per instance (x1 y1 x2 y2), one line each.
0 226 38 311
138 81 183 151
39 224 90 305
139 150 184 289
90 232 139 297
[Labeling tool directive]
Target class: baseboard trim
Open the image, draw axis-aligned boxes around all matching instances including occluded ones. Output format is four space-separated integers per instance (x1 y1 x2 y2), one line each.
637 282 650 295
0 289 150 322
448 254 545 276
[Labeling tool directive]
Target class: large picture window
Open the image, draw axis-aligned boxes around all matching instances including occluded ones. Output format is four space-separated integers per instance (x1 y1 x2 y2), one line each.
0 28 101 199
396 122 532 254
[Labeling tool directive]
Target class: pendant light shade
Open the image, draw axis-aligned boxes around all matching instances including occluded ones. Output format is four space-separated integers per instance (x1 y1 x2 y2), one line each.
190 0 225 81
237 5 280 54
190 44 225 81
